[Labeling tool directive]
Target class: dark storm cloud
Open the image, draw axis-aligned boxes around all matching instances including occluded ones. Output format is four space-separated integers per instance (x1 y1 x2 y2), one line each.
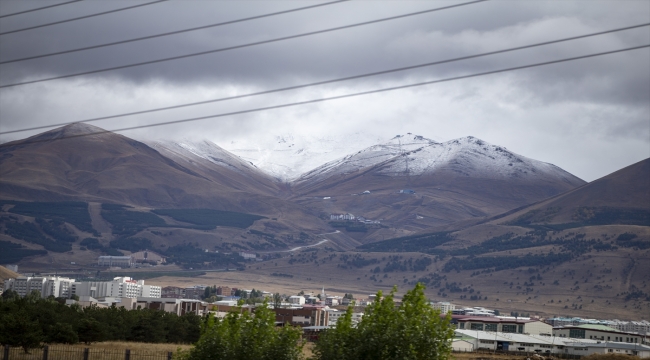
0 0 648 181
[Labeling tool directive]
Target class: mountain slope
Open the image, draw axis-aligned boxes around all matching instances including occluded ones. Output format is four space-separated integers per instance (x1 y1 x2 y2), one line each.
289 134 585 241
145 139 280 196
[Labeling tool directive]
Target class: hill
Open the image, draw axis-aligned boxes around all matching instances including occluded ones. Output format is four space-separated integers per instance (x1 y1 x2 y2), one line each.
0 265 19 281
289 134 585 242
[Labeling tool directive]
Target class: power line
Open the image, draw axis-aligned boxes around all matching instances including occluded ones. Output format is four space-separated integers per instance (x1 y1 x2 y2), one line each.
2 44 646 146
1 23 646 136
0 0 82 19
0 0 488 89
0 0 167 36
0 0 349 64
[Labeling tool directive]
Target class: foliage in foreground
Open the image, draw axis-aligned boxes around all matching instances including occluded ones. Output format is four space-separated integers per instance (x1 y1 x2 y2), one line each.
314 283 454 360
177 301 303 360
0 290 200 352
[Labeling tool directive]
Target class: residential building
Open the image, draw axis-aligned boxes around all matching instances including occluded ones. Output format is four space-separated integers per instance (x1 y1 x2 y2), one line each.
136 297 210 316
273 306 328 327
325 308 363 326
457 317 552 335
3 276 75 298
161 286 185 298
216 286 232 296
431 301 456 314
71 277 161 299
288 295 306 305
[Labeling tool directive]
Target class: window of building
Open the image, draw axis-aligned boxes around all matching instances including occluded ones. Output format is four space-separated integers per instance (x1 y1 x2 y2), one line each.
518 325 524 333
502 325 517 333
485 324 497 332
470 323 484 331
569 329 586 339
480 340 495 344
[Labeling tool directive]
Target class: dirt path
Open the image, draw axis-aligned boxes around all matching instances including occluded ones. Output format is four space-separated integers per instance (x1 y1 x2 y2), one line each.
88 202 112 239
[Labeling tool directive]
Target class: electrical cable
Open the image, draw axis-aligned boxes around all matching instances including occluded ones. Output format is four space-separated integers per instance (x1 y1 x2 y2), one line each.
1 44 646 146
0 0 82 19
1 23 646 136
0 0 488 88
0 0 167 36
0 0 349 64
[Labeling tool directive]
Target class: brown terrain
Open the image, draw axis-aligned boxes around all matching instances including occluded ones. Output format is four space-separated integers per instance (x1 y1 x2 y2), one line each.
0 124 648 320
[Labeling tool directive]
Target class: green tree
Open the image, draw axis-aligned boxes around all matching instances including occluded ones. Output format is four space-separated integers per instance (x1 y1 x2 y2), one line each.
0 310 43 352
314 283 454 360
77 317 106 344
180 301 303 360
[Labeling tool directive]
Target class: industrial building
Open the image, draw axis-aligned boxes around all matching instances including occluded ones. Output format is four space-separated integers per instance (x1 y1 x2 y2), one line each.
457 317 553 335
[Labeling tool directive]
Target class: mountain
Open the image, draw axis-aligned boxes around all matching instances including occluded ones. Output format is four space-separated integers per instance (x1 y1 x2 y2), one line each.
144 139 280 196
224 132 388 181
0 124 346 268
0 123 279 209
251 158 650 320
289 134 585 241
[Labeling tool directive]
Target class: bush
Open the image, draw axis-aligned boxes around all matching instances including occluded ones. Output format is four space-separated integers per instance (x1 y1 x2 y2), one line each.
314 283 454 360
180 301 303 360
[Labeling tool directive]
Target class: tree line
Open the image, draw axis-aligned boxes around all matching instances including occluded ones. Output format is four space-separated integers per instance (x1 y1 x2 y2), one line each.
0 290 200 352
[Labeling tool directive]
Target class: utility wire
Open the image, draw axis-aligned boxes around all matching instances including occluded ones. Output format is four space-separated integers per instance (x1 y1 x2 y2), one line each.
1 23 646 136
2 44 646 146
0 0 349 64
0 0 167 36
0 0 82 19
0 0 488 88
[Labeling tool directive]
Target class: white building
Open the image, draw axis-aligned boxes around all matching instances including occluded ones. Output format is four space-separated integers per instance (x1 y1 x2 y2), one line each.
71 277 161 299
239 252 257 260
98 256 134 267
330 213 355 221
325 296 340 306
288 295 306 305
325 308 364 327
431 301 456 314
3 276 75 298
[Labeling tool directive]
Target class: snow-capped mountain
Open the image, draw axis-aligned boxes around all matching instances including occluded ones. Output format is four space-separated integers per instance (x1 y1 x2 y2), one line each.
223 132 389 181
294 134 583 186
145 139 281 195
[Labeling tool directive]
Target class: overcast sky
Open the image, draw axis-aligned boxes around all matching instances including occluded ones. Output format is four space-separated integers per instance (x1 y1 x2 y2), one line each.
0 0 648 182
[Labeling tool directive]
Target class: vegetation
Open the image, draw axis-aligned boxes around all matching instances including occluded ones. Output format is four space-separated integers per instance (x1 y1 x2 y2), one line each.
5 201 98 236
101 204 167 237
358 232 454 253
152 208 265 229
329 221 368 232
35 217 76 243
616 233 650 249
0 291 200 352
509 206 650 230
0 240 47 266
161 244 242 269
443 253 573 272
3 220 72 252
314 283 454 360
177 301 303 360
109 237 153 252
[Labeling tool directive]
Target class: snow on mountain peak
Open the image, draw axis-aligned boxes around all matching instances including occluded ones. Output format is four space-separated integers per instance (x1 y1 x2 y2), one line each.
294 134 580 185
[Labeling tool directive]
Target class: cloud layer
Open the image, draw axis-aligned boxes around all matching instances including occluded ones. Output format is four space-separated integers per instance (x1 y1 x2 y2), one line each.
1 0 648 181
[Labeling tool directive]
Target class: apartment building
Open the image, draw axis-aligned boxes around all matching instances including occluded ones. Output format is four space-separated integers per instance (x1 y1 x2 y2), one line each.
3 276 75 298
71 277 161 299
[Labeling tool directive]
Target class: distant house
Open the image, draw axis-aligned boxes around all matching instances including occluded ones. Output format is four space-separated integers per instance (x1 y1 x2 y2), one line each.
239 252 257 260
131 250 166 264
399 189 415 194
330 213 355 221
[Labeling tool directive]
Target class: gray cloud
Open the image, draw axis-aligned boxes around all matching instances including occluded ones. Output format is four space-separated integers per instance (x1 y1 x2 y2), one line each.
0 0 648 181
